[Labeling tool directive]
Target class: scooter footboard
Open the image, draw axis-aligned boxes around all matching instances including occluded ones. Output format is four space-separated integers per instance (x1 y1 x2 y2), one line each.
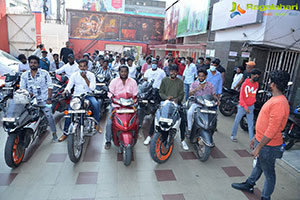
199 130 214 147
120 132 133 147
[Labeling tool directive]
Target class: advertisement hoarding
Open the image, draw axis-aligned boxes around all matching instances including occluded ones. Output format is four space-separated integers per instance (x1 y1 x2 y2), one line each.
176 0 210 37
82 0 125 13
163 2 179 40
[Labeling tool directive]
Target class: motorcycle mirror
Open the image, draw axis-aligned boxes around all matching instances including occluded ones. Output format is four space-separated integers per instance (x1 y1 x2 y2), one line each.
288 82 293 86
257 90 265 94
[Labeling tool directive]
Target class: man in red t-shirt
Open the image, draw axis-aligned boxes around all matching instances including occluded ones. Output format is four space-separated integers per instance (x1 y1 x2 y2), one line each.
175 57 186 80
232 70 290 200
231 69 261 141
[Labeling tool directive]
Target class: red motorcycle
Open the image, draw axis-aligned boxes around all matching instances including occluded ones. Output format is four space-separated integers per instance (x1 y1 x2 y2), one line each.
51 74 71 113
111 93 139 166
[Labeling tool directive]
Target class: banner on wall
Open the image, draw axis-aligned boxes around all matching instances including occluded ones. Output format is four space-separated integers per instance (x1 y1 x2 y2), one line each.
163 1 179 40
176 0 210 37
82 0 125 13
69 10 164 42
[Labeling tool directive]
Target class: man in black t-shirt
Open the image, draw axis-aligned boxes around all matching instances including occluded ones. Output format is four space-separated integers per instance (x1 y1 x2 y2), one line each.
60 41 74 64
213 58 226 86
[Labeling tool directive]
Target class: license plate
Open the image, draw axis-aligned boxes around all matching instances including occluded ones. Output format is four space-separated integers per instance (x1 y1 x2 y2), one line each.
142 100 148 103
96 83 106 86
68 110 86 114
2 117 15 122
159 118 172 123
116 109 135 114
200 109 217 114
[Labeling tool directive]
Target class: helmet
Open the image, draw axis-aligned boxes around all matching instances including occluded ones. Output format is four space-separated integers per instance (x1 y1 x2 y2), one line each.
13 89 30 104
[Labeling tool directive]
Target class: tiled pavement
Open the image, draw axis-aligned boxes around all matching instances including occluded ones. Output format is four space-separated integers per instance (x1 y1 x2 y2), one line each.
0 112 300 200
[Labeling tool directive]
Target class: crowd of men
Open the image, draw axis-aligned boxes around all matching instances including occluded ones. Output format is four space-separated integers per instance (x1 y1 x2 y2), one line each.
15 42 292 200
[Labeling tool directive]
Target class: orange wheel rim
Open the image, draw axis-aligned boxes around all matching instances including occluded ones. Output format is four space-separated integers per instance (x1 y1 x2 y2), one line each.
12 136 25 164
154 134 173 161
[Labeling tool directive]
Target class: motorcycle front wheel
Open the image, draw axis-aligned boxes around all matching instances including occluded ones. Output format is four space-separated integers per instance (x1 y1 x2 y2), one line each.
123 146 132 166
67 125 83 163
219 99 236 117
195 139 210 162
150 132 174 164
5 134 25 168
240 115 248 132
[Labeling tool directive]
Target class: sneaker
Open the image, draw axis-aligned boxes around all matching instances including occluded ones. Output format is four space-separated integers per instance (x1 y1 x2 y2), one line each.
144 136 151 145
231 181 254 193
181 140 189 151
230 136 238 142
52 133 58 143
105 142 111 150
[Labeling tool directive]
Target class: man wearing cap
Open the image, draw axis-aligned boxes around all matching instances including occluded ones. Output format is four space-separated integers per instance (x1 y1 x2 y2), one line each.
213 59 226 86
55 54 79 78
50 53 64 72
58 59 101 142
234 61 256 90
83 53 93 71
40 50 50 71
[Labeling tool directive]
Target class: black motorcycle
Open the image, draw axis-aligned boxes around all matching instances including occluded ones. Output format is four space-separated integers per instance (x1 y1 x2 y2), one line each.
0 73 20 112
149 100 181 163
282 107 300 150
66 93 99 163
51 73 70 114
94 73 111 115
2 90 49 168
186 95 218 161
219 87 239 117
137 80 160 128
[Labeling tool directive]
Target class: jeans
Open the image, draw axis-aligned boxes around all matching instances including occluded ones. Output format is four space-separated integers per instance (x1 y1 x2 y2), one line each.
246 139 283 200
232 105 254 141
148 103 186 141
41 103 56 133
105 106 114 142
187 103 198 131
184 83 191 101
63 96 100 135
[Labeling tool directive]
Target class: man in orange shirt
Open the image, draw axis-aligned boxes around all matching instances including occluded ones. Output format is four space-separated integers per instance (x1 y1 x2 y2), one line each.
232 70 290 200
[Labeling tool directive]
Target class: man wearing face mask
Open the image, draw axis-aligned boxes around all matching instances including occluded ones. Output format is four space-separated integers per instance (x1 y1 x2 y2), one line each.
58 59 100 142
196 57 205 70
176 57 186 80
55 54 79 78
231 69 261 142
206 64 223 99
104 65 138 150
20 55 58 142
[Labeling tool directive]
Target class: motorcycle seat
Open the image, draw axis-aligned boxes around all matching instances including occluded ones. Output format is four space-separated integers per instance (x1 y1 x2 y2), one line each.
223 88 239 95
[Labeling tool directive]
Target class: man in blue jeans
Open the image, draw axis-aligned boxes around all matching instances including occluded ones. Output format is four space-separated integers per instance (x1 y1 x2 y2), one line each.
183 57 197 101
232 70 290 200
231 69 261 142
58 59 101 142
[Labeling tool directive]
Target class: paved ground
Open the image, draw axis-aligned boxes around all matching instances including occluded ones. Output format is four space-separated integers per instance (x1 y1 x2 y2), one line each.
0 112 300 200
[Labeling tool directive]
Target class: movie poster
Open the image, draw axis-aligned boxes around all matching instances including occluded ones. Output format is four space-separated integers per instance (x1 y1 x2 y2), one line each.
163 2 179 40
69 10 164 42
82 0 125 13
69 11 120 39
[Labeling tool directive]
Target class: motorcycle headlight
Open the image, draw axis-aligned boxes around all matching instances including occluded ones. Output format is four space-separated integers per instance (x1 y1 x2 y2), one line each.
70 98 81 110
97 74 105 82
120 98 134 106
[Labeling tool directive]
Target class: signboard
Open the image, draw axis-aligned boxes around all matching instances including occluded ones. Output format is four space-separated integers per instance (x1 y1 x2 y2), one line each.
241 52 251 58
211 0 263 31
69 10 164 42
82 0 125 13
163 2 179 40
229 51 238 57
176 0 210 37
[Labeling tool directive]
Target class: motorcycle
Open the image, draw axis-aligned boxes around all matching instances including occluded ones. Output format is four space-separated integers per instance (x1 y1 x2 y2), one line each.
219 87 239 117
186 95 218 162
65 93 99 163
51 73 70 114
149 100 181 163
94 73 110 115
137 80 160 128
0 73 20 112
2 90 49 168
282 107 300 150
111 93 139 166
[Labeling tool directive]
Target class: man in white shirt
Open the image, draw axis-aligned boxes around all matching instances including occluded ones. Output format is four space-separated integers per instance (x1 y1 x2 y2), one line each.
18 54 30 72
127 57 137 79
112 55 121 72
83 53 94 71
55 54 79 78
32 44 44 58
144 59 166 89
58 59 101 142
47 48 54 63
231 66 244 90
50 54 64 72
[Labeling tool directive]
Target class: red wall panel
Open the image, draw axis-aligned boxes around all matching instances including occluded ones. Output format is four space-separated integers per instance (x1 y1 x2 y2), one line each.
0 0 9 52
